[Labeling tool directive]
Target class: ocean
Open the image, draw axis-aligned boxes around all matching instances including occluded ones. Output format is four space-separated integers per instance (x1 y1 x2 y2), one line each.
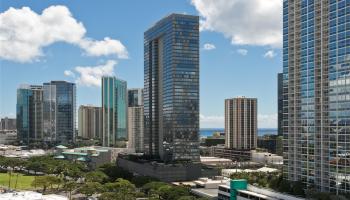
200 128 277 137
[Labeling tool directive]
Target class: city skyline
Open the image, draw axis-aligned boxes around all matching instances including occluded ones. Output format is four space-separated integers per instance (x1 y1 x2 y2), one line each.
0 0 282 128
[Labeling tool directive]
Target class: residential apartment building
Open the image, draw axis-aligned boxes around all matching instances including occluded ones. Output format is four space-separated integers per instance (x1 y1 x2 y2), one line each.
283 0 350 193
78 105 102 139
225 97 257 150
127 88 144 152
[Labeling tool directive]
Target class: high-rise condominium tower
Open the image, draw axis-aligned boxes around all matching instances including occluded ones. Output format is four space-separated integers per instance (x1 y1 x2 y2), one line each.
128 88 144 152
144 14 200 162
128 106 144 152
43 81 76 144
102 76 127 147
225 97 257 150
17 85 43 144
283 0 350 193
278 73 284 136
78 105 102 139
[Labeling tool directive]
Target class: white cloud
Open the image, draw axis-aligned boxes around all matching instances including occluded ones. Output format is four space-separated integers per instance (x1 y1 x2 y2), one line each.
236 49 248 56
263 50 277 59
258 113 277 128
67 60 117 87
203 43 216 50
79 37 128 58
64 70 75 77
200 114 224 128
191 0 282 47
200 113 277 129
0 6 128 62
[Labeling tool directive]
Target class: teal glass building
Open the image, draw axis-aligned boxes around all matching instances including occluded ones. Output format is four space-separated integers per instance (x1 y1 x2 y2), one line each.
17 85 32 144
283 0 350 193
102 76 127 147
144 14 200 162
16 85 43 145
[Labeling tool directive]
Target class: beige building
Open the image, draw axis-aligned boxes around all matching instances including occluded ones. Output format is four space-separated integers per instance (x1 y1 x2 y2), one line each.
225 97 257 150
78 105 102 139
128 106 144 152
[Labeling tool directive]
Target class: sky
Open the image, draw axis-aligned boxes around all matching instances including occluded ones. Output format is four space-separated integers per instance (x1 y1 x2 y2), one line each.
0 0 283 128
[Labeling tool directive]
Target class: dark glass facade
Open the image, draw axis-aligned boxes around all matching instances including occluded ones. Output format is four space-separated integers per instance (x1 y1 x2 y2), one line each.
16 85 43 145
283 0 350 193
128 88 143 107
43 81 76 144
102 76 127 147
17 86 32 144
144 14 200 162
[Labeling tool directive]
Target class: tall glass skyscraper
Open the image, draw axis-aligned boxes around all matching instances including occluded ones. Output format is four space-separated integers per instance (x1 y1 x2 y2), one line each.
283 0 350 193
16 85 43 144
102 76 127 147
43 81 76 144
17 85 33 144
128 88 143 107
144 14 200 162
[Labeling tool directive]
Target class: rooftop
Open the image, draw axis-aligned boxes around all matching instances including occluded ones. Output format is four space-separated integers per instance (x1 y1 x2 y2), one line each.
221 167 278 177
0 191 68 200
191 188 218 198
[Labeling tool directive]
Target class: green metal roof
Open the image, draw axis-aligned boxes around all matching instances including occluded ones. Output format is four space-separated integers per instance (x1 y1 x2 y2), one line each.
77 157 87 161
96 149 108 152
56 145 68 149
76 147 96 151
62 152 88 156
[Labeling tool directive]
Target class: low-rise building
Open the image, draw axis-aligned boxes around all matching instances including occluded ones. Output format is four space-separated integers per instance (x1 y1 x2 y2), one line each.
0 191 67 200
221 167 278 178
54 146 134 169
257 134 277 154
251 151 283 165
0 130 17 145
201 134 225 147
190 176 229 200
200 156 234 167
0 117 16 130
117 154 203 182
211 145 251 161
0 145 46 158
218 180 304 200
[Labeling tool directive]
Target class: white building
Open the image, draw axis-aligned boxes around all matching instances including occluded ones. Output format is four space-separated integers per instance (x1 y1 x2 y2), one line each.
218 183 304 200
221 167 278 178
251 151 283 165
0 191 68 200
190 176 230 200
200 156 233 166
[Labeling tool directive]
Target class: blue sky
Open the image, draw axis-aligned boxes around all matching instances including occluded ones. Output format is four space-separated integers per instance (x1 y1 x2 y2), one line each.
0 0 282 128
